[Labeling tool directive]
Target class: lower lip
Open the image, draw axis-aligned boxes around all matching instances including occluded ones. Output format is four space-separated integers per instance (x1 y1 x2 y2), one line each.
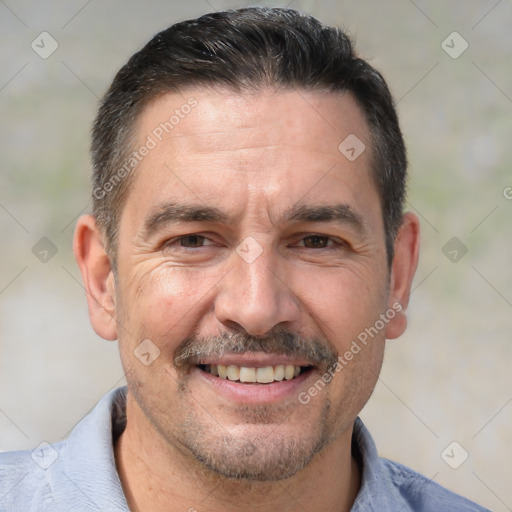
193 366 315 405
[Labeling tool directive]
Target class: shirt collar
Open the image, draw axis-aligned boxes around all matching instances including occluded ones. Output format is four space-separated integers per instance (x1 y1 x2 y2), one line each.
59 387 129 510
350 417 394 511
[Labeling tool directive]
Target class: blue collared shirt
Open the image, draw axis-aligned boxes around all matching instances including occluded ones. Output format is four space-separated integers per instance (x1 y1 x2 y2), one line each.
0 387 490 511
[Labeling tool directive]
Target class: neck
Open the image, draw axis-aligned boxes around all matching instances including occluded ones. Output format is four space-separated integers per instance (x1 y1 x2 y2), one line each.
115 394 361 512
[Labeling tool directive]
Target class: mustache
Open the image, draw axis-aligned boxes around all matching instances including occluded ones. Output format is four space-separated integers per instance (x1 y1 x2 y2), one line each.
173 329 339 372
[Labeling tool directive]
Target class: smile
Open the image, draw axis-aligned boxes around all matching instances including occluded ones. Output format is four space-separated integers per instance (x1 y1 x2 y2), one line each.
198 364 312 384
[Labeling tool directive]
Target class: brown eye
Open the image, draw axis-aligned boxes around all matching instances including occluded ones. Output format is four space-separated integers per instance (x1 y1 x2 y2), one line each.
302 235 331 248
179 235 207 247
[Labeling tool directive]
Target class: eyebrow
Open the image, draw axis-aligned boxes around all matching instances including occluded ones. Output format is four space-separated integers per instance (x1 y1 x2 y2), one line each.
142 201 367 238
143 203 230 237
281 203 366 236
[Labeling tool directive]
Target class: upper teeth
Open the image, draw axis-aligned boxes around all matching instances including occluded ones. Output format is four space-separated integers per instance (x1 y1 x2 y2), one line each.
206 364 301 383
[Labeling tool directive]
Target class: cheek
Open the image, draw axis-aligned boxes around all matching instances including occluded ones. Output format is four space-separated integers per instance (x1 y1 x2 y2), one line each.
335 336 385 413
315 269 388 411
296 266 388 345
117 264 220 345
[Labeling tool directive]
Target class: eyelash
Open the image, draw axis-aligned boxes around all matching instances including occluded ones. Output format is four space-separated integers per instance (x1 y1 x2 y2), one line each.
163 233 346 250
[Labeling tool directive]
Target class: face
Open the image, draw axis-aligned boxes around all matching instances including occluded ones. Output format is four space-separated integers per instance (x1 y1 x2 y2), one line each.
83 88 410 481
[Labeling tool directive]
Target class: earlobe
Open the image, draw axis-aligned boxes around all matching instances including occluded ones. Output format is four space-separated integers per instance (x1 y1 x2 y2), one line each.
385 212 420 340
73 215 118 341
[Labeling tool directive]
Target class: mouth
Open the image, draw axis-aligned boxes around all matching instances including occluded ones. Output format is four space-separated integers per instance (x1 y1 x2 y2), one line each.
197 364 314 384
184 358 318 405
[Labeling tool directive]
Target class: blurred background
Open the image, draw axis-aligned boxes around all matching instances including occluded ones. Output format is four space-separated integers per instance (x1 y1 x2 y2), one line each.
0 0 510 510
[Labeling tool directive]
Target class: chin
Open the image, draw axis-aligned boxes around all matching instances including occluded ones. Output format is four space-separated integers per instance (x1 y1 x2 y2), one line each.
185 429 325 481
170 405 335 482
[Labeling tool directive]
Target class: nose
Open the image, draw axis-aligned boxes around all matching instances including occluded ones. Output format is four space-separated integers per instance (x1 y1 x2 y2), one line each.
214 245 300 336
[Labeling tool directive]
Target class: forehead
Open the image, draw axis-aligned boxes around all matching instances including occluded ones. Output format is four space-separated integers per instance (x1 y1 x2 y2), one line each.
122 87 380 233
137 87 369 158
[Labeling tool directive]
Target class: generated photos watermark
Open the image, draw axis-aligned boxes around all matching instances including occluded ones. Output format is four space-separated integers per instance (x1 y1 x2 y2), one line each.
93 97 198 200
298 302 402 405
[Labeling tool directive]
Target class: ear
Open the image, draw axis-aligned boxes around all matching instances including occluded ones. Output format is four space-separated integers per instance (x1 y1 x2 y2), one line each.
385 212 420 340
73 214 117 341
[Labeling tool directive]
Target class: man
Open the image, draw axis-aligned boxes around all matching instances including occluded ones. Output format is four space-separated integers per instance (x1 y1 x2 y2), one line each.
0 7 489 512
